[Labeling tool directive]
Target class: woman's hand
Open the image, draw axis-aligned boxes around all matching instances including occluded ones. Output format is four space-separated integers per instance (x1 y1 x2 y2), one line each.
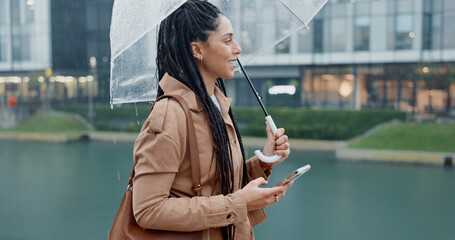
261 123 290 168
240 177 293 211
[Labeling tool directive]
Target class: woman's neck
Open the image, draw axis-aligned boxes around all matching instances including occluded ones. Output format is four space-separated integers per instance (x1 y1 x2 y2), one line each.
200 72 216 95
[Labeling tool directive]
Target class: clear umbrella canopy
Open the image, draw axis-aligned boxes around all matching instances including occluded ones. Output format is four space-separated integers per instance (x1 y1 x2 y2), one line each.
110 0 328 105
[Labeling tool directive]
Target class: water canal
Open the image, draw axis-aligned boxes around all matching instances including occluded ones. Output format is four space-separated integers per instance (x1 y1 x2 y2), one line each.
0 140 453 239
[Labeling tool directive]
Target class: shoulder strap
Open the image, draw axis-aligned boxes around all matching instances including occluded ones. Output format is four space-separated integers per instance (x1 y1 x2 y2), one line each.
128 94 202 196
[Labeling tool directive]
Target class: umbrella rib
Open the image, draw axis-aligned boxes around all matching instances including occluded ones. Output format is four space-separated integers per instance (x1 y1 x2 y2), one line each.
278 0 307 27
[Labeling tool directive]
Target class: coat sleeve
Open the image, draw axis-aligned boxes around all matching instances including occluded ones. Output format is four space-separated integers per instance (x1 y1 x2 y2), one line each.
132 99 249 232
245 155 272 181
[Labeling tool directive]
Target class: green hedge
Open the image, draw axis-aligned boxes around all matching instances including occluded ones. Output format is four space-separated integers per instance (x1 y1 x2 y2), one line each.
2 113 89 133
54 104 406 140
232 108 406 140
53 103 152 132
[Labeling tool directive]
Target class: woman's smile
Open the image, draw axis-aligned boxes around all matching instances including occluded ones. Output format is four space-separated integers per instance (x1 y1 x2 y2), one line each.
228 59 237 69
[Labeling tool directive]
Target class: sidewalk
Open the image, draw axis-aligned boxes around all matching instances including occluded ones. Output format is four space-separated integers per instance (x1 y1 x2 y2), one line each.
0 130 346 150
0 131 89 142
335 147 454 166
242 136 345 151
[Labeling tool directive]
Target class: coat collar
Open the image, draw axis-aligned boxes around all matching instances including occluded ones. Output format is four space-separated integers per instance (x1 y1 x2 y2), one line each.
213 84 232 119
158 73 232 113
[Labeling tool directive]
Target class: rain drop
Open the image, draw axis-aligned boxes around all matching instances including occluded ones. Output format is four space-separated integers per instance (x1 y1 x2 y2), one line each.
134 102 138 117
114 137 117 144
137 120 140 125
118 171 120 181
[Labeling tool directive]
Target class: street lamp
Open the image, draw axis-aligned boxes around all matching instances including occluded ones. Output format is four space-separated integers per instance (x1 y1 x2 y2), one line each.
88 56 96 130
423 66 433 114
44 68 52 113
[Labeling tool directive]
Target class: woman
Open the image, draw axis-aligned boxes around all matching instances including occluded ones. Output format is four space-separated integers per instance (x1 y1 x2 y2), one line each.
132 1 292 239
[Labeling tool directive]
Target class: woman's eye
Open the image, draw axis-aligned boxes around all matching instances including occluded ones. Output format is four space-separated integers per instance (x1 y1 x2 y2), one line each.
225 39 232 44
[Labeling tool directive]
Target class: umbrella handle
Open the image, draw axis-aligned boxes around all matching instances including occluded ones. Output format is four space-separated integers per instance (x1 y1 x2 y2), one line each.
255 115 282 163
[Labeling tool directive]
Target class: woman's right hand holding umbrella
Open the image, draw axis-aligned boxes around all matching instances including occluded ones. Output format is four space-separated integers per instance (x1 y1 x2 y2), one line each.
240 177 293 211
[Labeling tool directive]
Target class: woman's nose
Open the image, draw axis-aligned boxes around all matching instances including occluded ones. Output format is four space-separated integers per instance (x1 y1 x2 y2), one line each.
234 41 242 55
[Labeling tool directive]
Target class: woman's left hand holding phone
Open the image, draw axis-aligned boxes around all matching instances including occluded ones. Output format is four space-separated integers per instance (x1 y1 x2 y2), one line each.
239 177 294 211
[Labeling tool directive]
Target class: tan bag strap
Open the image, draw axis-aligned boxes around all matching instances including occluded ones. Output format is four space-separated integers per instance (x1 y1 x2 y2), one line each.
128 94 202 196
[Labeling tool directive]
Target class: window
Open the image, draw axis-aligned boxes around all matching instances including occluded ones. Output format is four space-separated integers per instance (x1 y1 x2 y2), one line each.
422 0 433 49
313 19 323 53
273 1 293 54
0 37 6 62
422 14 432 49
275 38 290 54
444 12 455 48
11 0 21 24
240 2 259 55
86 5 99 32
25 0 36 23
395 14 413 50
297 27 312 53
12 36 31 61
445 0 455 10
0 0 7 25
330 18 346 52
354 16 370 51
432 13 442 49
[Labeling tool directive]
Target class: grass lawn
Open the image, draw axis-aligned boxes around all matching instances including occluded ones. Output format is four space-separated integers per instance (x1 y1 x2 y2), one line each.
2 113 89 133
348 122 455 153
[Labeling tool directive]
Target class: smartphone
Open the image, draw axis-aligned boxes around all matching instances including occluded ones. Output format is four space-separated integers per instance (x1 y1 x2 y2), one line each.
274 164 311 187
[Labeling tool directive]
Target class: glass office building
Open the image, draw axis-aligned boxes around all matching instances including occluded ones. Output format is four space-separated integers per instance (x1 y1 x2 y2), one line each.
0 0 51 107
0 0 113 108
230 0 455 116
0 0 454 116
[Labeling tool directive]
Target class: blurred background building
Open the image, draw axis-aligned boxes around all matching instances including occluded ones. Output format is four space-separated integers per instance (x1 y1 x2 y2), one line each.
0 0 112 114
0 0 454 117
230 0 455 118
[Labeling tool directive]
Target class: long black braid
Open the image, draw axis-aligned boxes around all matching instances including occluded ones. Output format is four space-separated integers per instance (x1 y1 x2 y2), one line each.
156 1 248 239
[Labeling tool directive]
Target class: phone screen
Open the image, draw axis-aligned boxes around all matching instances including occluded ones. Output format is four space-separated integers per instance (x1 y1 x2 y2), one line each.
274 164 311 187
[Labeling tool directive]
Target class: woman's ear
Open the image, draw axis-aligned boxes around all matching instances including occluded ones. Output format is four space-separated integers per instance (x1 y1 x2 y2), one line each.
190 41 203 62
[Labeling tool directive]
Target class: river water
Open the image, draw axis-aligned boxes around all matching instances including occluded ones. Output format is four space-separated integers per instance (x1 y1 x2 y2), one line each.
0 140 453 240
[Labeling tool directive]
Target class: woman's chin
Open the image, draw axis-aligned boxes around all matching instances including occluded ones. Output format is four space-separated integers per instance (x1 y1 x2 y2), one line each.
221 71 235 80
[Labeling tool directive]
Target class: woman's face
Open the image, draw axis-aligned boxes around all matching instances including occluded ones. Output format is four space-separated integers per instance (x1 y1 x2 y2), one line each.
197 15 242 81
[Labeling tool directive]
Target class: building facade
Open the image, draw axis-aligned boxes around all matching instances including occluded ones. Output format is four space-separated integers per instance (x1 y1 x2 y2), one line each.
0 0 454 117
230 0 455 116
0 0 51 107
0 0 113 111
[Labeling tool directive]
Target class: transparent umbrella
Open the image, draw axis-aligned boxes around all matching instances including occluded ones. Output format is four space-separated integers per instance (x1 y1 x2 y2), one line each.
110 0 328 106
110 0 328 163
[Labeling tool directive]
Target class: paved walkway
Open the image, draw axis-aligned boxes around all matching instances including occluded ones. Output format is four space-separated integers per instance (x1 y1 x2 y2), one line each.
1 131 453 166
336 147 454 166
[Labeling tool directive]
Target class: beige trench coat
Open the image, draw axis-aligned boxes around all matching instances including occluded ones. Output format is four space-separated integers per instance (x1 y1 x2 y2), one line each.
132 73 271 240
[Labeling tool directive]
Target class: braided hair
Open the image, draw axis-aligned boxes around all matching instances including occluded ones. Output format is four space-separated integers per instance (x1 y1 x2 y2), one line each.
156 1 248 239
